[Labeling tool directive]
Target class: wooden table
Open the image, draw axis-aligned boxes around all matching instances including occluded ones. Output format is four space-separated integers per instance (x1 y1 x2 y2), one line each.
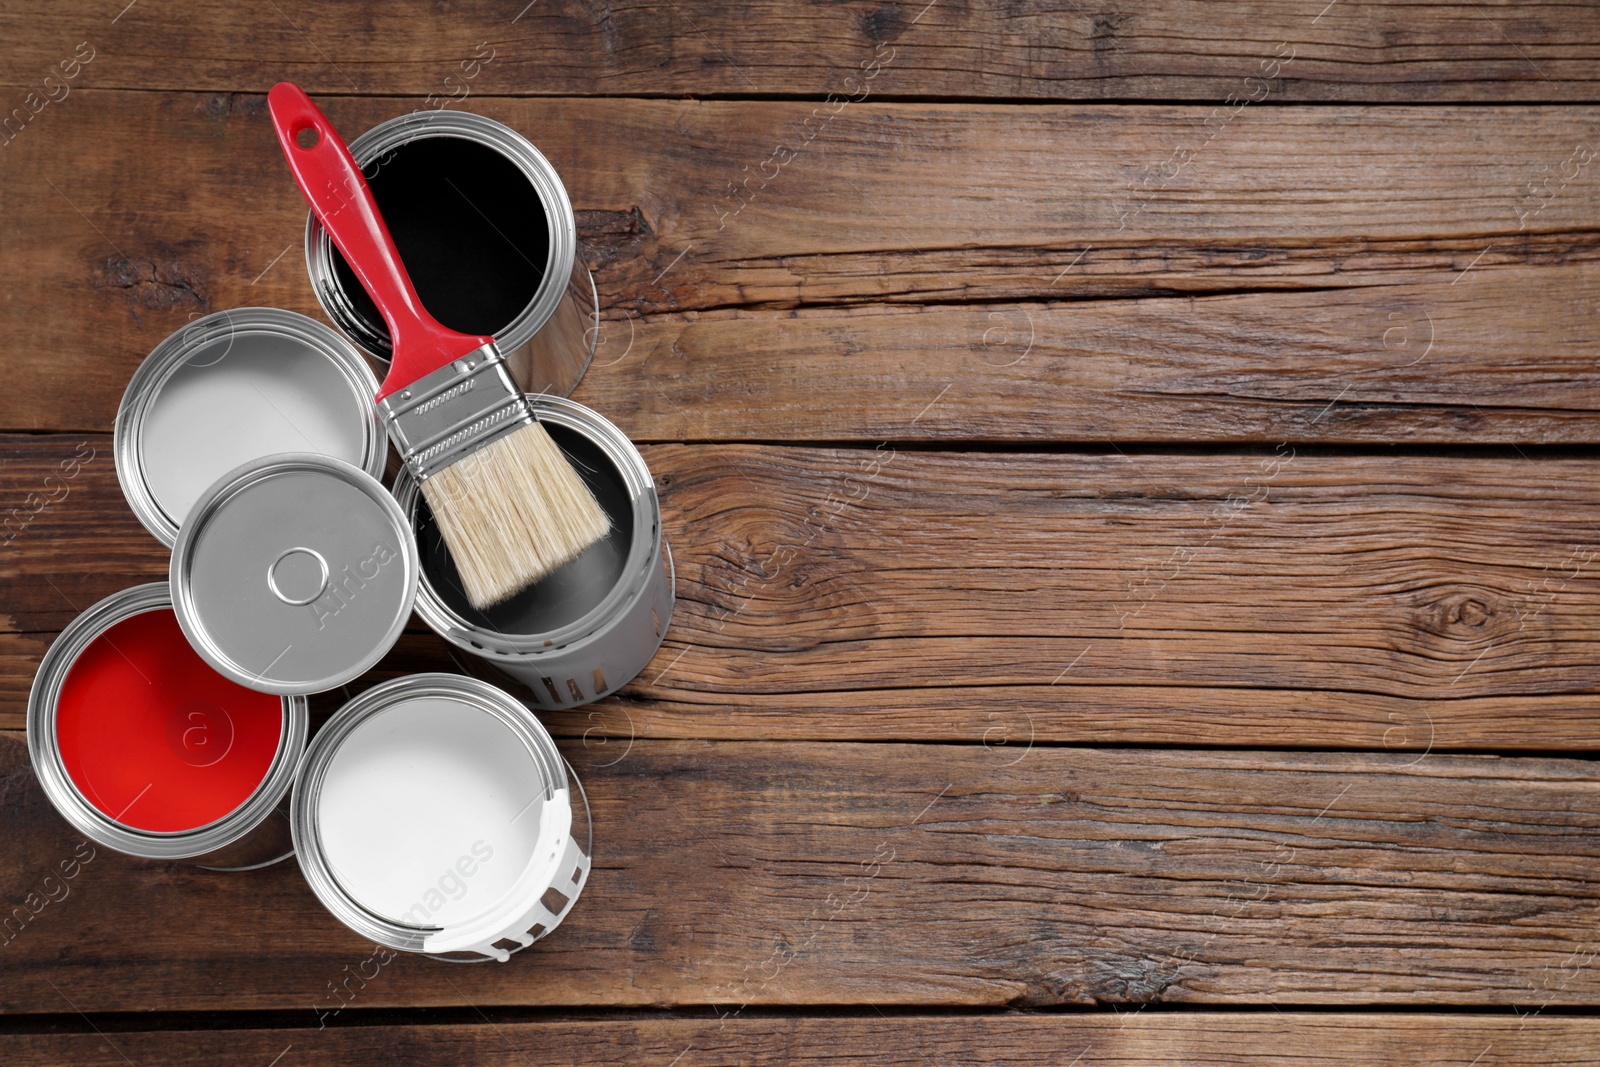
3 2 1599 1062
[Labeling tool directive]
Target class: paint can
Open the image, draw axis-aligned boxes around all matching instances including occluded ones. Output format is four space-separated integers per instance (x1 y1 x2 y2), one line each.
169 453 419 697
27 583 308 867
292 674 590 961
393 396 674 711
115 308 386 548
303 110 596 397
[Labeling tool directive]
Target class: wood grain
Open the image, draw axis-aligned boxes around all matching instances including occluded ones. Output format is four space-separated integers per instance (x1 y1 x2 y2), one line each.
2 1015 1595 1066
577 267 1600 444
2 94 1598 440
559 445 1600 750
3 0 1596 1049
7 435 1600 750
2 733 1597 1013
2 0 1597 100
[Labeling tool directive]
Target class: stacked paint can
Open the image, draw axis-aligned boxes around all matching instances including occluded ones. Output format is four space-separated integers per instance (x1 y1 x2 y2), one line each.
26 110 672 961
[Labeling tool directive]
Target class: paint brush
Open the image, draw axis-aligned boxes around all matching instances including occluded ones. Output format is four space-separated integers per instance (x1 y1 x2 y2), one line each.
267 83 608 608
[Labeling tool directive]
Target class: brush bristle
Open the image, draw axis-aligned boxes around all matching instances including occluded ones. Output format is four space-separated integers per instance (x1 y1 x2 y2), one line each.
421 422 611 608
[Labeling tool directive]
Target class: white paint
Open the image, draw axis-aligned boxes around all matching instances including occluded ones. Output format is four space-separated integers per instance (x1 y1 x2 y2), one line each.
140 332 370 528
316 696 547 927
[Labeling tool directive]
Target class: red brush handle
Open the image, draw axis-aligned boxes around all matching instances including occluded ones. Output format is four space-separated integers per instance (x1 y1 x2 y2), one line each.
267 82 493 400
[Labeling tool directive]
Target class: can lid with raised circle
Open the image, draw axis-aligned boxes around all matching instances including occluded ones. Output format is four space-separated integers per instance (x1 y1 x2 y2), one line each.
170 453 418 696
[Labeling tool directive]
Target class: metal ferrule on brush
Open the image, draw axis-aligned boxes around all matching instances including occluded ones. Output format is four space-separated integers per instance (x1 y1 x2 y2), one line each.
377 343 535 482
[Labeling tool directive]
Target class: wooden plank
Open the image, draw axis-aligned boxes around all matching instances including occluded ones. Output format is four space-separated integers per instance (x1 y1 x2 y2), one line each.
2 94 1598 440
2 733 1598 1012
598 446 1600 751
579 268 1600 444
2 1 1597 100
534 443 1600 749
1 1015 1596 1066
6 435 1600 749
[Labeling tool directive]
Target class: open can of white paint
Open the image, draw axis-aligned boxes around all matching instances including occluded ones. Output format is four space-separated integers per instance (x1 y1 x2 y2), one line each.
292 674 590 961
393 395 674 711
115 308 387 548
303 110 597 398
27 583 308 869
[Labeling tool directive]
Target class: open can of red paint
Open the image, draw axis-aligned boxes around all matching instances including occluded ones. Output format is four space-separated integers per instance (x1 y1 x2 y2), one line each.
27 583 308 867
393 395 674 711
292 674 590 962
303 110 597 398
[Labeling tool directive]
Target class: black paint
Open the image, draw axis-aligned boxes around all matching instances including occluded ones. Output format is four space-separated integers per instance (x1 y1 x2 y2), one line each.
417 424 634 635
330 135 550 352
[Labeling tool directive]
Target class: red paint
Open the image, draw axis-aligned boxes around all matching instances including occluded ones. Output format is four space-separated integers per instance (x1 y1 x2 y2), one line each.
55 609 283 832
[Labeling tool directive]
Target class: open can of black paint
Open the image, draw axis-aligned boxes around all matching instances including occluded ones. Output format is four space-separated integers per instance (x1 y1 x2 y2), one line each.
303 110 597 397
393 395 675 711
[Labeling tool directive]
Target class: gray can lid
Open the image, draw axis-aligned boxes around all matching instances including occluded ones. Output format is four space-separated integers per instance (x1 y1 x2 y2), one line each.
114 307 386 548
170 454 418 696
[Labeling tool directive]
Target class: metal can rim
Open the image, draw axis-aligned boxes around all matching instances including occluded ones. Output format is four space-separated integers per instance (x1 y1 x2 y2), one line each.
303 110 580 372
397 395 663 659
291 673 579 955
113 307 387 548
25 582 309 859
169 453 420 697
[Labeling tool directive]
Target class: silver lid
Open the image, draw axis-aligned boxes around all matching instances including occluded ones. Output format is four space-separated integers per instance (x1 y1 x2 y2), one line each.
170 454 418 696
115 308 387 548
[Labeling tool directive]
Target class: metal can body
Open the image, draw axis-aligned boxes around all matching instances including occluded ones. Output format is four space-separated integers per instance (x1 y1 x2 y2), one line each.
394 396 674 711
303 110 596 398
27 583 308 867
114 308 387 548
292 674 590 962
